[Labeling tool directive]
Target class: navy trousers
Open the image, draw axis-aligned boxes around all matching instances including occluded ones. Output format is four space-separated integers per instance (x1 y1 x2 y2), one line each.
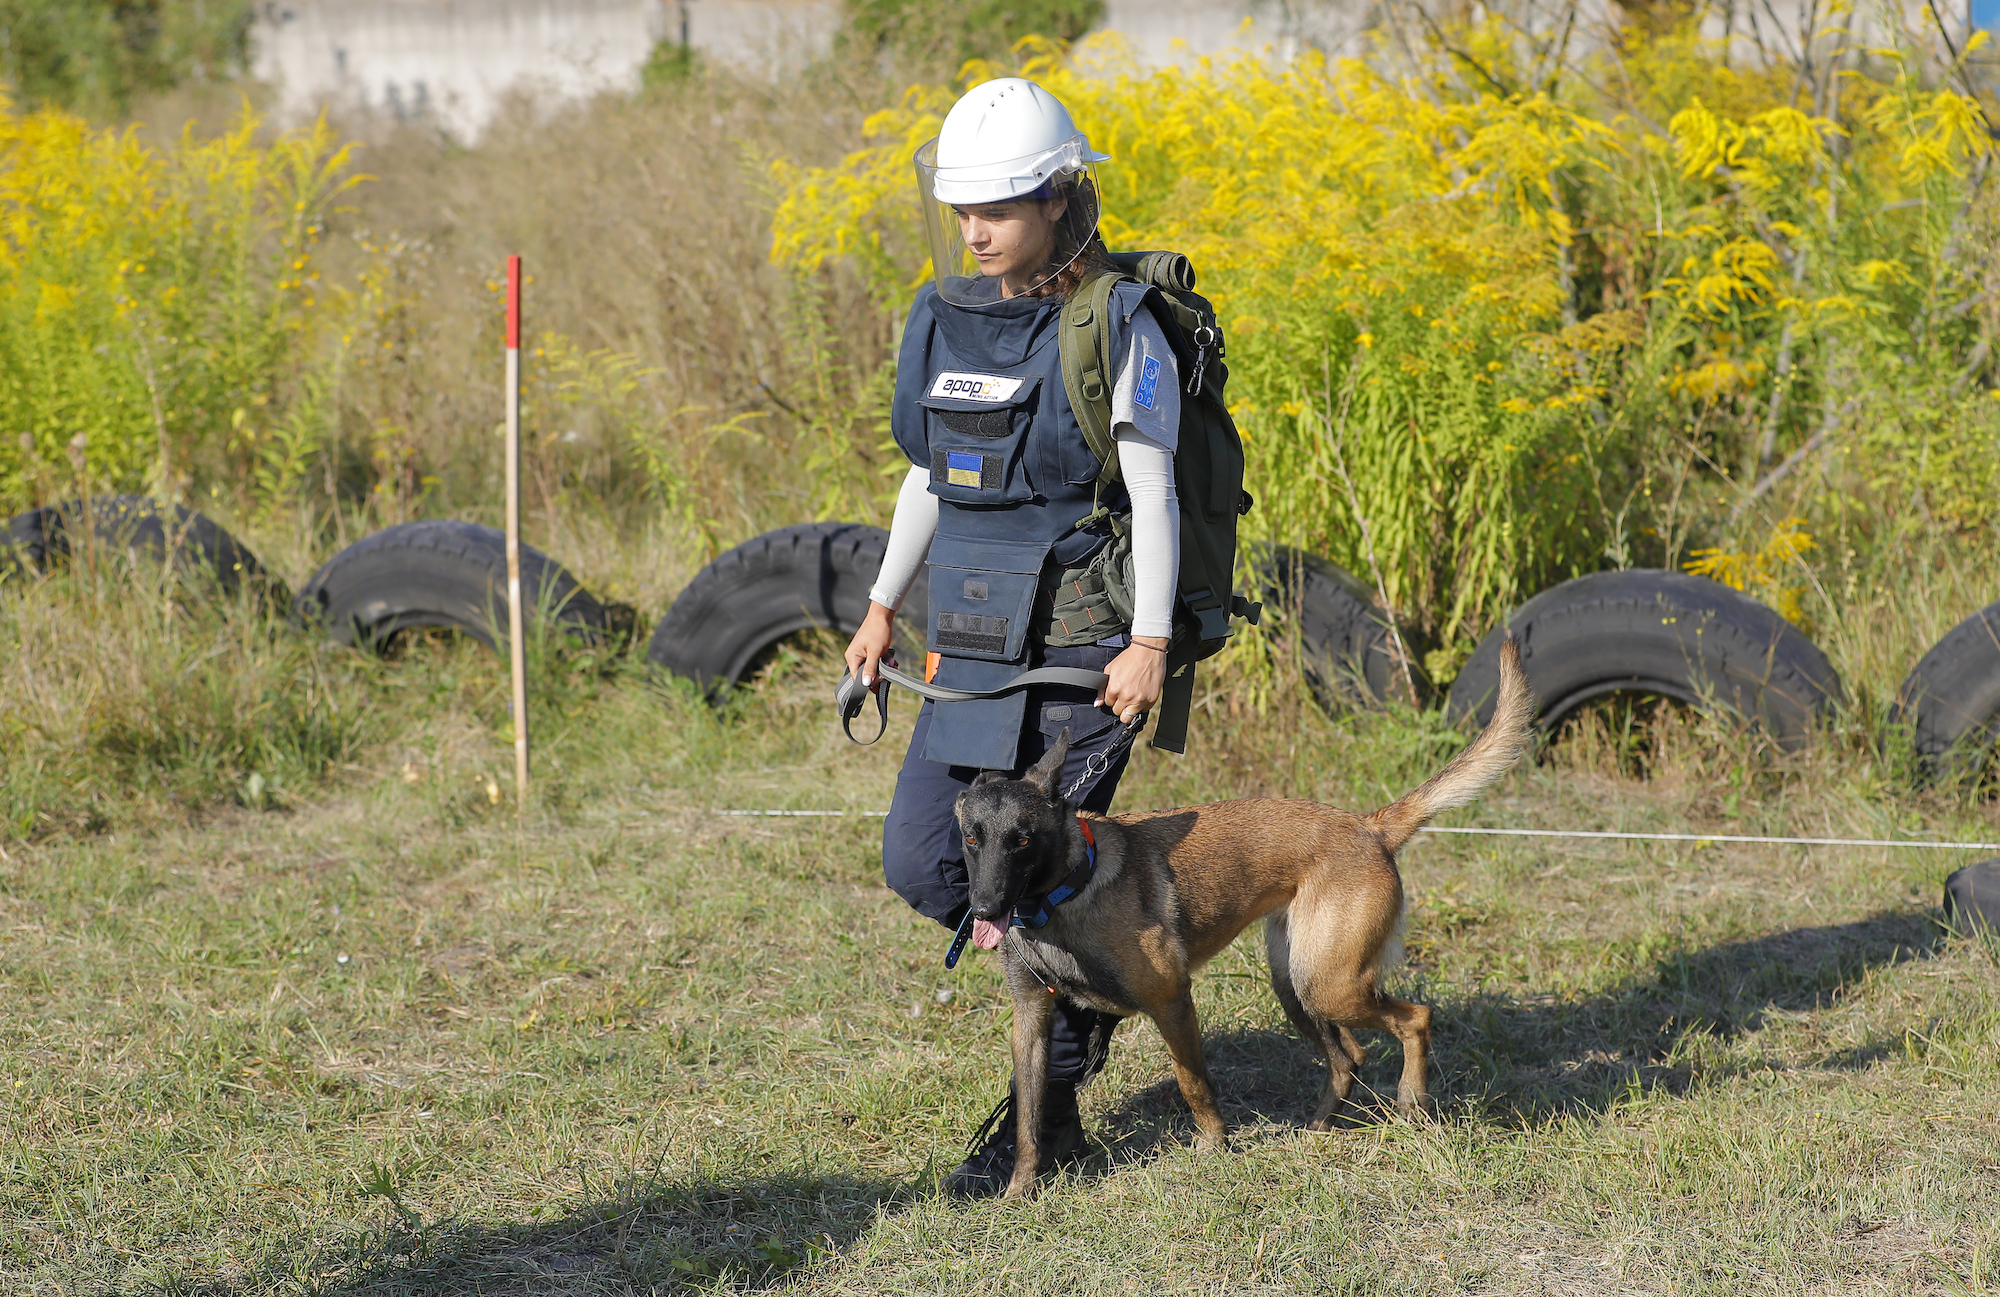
882 643 1132 1086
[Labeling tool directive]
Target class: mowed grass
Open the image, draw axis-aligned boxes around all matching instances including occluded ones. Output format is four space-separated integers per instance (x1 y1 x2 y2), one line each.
3 596 1999 1294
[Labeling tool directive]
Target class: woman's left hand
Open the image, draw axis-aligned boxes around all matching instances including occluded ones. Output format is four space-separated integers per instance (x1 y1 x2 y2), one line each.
1098 636 1170 724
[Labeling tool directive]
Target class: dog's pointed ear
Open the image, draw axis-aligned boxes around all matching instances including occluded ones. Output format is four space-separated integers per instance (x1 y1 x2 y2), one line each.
1024 727 1070 799
970 769 1008 788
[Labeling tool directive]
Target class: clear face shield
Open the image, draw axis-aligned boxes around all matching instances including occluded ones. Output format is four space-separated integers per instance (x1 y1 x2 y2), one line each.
914 136 1104 309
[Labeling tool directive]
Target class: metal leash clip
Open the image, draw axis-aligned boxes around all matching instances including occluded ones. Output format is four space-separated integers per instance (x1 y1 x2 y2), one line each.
1061 711 1147 802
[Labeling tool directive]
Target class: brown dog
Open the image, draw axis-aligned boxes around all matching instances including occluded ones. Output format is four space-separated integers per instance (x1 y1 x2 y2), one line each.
953 636 1536 1198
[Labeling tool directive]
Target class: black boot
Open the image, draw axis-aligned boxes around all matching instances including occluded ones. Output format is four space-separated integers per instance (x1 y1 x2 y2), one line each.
945 1079 1085 1199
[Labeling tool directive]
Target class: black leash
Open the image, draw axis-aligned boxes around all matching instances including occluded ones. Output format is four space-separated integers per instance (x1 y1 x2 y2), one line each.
834 662 1112 744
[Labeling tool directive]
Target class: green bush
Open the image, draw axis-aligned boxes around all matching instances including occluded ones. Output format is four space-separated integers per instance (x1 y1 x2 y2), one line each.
840 0 1104 74
0 0 252 117
0 96 362 518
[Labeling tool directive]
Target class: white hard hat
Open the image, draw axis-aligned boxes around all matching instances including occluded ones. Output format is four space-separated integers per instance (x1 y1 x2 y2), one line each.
928 78 1109 205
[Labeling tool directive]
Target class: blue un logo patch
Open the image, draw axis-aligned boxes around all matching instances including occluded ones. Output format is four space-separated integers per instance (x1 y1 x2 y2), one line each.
1134 354 1162 411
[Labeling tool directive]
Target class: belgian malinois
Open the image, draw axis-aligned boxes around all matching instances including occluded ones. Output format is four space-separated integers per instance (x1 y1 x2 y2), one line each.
954 637 1536 1198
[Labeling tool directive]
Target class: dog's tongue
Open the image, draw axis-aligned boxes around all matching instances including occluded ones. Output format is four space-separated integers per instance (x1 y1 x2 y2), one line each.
971 918 1005 950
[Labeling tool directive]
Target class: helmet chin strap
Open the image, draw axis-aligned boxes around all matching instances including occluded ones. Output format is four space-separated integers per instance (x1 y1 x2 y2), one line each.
1011 223 1100 299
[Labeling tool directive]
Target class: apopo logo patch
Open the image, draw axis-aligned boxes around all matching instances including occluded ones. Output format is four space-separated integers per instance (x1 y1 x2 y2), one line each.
929 372 1025 403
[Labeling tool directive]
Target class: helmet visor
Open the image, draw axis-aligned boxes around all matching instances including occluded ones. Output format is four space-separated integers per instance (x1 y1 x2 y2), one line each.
915 136 1104 309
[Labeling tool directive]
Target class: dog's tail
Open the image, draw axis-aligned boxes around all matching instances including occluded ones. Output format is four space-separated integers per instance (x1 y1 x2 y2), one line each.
1365 635 1537 854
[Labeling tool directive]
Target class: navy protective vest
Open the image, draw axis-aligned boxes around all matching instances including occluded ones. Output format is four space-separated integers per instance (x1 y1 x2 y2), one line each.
892 277 1151 769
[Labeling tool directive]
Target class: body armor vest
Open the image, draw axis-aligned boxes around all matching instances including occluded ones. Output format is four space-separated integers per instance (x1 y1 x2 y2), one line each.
891 278 1149 769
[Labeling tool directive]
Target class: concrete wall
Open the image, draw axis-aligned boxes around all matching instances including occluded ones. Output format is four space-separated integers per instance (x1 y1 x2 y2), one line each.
250 0 1395 137
251 0 840 138
249 0 1984 140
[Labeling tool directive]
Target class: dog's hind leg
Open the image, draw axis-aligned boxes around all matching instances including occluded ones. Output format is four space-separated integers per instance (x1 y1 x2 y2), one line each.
1148 989 1226 1151
1265 911 1358 1131
1341 993 1432 1116
1336 1026 1365 1067
1285 871 1434 1119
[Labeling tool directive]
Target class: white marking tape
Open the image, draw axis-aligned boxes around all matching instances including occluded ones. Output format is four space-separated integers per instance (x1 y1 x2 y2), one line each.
720 810 886 817
715 811 2000 850
1420 826 2000 850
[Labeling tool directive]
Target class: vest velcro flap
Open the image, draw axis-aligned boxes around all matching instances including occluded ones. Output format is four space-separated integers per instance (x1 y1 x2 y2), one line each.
917 372 1042 412
920 375 1043 504
925 534 1049 664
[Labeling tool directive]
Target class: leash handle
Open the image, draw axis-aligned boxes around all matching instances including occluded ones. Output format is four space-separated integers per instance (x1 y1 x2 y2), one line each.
836 662 1113 746
877 661 1109 704
834 668 890 745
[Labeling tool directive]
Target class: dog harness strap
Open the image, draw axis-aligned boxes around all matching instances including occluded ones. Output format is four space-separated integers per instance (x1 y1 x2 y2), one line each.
1012 818 1098 930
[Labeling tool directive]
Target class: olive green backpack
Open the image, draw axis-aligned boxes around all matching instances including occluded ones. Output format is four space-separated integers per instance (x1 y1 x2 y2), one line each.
1051 249 1262 753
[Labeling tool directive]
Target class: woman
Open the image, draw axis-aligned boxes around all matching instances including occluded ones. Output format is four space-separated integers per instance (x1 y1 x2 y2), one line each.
843 77 1184 1198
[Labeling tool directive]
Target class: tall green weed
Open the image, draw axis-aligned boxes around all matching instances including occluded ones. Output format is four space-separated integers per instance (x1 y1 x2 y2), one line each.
0 562 379 837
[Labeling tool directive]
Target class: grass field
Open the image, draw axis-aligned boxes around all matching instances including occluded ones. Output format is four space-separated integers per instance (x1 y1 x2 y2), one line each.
3 560 1999 1296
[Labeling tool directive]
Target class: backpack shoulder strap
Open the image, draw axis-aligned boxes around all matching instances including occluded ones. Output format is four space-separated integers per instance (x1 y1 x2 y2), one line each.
1058 269 1127 490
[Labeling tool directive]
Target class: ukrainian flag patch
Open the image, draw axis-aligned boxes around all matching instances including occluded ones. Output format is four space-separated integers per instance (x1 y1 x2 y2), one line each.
946 450 984 488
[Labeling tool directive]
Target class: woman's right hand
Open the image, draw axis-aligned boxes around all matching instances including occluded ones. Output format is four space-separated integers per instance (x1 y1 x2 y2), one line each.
844 601 899 689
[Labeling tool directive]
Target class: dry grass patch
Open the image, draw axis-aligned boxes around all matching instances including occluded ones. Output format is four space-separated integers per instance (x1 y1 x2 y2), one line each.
1 620 1996 1294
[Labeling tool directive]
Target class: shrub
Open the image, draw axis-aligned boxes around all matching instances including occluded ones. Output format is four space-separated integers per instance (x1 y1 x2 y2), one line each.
0 0 252 117
0 94 362 518
769 21 1998 663
840 0 1104 75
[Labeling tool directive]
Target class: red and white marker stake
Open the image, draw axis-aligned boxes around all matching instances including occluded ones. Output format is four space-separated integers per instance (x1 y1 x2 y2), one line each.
505 256 530 807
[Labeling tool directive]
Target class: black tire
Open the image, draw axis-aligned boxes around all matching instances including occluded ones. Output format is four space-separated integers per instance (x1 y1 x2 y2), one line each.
293 520 624 652
1446 570 1842 750
0 495 283 601
1246 546 1413 712
0 506 52 581
1892 599 2000 782
647 522 929 693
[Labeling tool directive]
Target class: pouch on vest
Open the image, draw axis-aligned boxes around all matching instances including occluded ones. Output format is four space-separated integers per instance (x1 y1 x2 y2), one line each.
1038 526 1134 647
919 373 1043 506
921 658 1032 769
926 534 1049 663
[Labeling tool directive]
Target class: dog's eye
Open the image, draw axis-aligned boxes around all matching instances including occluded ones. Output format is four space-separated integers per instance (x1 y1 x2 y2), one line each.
1014 833 1030 848
962 836 979 848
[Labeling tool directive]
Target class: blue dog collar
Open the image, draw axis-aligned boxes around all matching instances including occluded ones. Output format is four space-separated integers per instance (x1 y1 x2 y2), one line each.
1012 818 1097 930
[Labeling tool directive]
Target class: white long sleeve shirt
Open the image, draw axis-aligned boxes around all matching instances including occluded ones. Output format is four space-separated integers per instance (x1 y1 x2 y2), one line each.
870 309 1182 638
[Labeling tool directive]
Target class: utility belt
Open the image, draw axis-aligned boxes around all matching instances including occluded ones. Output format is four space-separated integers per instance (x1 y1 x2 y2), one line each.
920 519 1131 665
